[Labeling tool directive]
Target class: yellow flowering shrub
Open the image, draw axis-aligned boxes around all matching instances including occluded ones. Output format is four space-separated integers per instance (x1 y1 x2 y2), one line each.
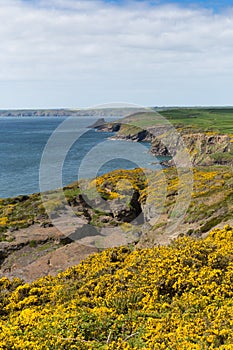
0 217 8 226
0 166 232 239
0 226 233 348
88 168 147 201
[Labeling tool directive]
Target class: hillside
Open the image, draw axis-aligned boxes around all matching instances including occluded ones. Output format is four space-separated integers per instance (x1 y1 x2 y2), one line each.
0 165 233 281
0 108 233 347
0 225 233 349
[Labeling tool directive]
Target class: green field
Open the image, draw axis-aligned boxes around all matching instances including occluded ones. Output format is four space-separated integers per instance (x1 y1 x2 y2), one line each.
116 108 233 135
160 108 233 134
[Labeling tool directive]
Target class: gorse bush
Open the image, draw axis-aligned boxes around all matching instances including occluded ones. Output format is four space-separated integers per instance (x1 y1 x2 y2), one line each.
0 226 233 349
0 166 232 238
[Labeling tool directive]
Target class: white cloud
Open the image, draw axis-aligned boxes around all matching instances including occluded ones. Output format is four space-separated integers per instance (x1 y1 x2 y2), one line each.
0 0 233 107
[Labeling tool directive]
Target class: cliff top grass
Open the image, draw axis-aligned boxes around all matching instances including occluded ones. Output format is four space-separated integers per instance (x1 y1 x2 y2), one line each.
161 108 233 134
115 108 233 135
0 225 233 349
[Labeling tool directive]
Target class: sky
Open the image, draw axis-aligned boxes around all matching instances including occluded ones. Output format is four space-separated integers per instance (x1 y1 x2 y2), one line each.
1 0 233 108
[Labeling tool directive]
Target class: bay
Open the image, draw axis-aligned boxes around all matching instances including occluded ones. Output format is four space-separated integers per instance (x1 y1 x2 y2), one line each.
0 116 165 198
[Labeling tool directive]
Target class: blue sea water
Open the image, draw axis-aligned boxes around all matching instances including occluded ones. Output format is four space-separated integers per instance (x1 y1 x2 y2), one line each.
0 116 165 198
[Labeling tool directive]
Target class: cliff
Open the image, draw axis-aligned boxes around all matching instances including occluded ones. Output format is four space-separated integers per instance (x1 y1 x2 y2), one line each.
0 108 141 117
95 116 233 166
150 132 233 166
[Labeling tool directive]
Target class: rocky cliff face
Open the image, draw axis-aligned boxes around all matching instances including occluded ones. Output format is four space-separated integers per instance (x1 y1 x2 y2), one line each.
96 121 233 166
183 133 232 165
150 132 232 166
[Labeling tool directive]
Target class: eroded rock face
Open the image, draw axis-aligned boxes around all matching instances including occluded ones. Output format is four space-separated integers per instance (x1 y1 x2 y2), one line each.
109 191 143 223
150 133 232 166
110 127 233 166
184 133 231 165
96 122 121 133
113 129 150 142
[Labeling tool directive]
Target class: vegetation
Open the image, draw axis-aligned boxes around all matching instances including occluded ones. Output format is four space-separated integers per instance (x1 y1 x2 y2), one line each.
1 108 233 347
160 108 233 134
0 226 233 349
0 194 44 239
0 185 82 237
0 166 232 243
0 166 232 348
110 108 233 134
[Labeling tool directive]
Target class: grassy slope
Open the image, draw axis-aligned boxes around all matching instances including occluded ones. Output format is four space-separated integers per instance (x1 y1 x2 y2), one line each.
0 185 82 241
139 166 233 246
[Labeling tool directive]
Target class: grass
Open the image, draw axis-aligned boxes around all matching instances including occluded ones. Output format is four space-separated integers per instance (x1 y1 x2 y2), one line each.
0 165 232 243
115 108 233 134
160 108 233 134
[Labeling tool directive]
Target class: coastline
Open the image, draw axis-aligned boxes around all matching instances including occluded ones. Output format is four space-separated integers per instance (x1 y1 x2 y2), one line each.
92 116 233 167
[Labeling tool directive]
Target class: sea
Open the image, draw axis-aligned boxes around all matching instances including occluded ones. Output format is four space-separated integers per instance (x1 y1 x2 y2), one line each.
0 116 166 198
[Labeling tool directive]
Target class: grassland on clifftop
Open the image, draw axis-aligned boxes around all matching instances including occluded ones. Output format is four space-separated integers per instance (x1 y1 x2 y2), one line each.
160 108 233 134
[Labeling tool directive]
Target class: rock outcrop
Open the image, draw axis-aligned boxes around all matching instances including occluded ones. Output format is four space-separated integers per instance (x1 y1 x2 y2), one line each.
87 118 107 129
150 132 232 166
97 119 233 166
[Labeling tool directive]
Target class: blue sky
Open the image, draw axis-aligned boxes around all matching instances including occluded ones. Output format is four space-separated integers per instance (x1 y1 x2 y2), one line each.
26 0 233 11
104 0 231 8
1 0 233 108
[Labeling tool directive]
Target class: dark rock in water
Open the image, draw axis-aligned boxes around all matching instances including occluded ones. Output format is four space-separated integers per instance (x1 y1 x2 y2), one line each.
87 118 107 129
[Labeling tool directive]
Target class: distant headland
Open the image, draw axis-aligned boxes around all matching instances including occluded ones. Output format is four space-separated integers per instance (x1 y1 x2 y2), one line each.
0 107 144 117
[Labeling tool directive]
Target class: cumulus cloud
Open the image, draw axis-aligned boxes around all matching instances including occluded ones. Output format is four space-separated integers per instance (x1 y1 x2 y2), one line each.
0 0 233 107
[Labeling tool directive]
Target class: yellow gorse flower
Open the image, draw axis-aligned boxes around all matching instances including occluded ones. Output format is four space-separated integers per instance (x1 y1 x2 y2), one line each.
0 226 233 348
